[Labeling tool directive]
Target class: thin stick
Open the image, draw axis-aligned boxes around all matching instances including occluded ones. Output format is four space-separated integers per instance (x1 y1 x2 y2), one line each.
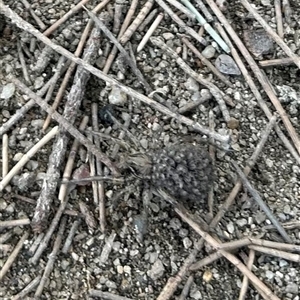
178 275 194 300
165 0 196 20
43 0 91 36
189 251 222 270
177 91 212 114
43 1 110 130
259 57 294 68
17 39 31 84
0 231 29 281
155 0 207 46
215 22 300 163
28 233 44 256
194 0 214 22
84 7 153 93
103 0 139 74
207 110 215 219
233 161 292 244
0 219 31 228
274 0 284 38
20 0 46 30
0 55 66 136
158 190 280 300
2 133 8 177
143 10 161 32
249 245 300 263
11 275 41 300
113 0 123 35
137 12 164 52
0 126 59 191
35 216 67 297
9 77 118 175
62 219 81 254
182 37 233 87
205 0 300 155
239 249 255 300
119 0 155 45
91 103 106 233
87 131 99 206
89 290 134 300
240 0 300 68
180 0 229 52
58 116 89 201
30 200 69 264
0 5 229 145
79 200 97 234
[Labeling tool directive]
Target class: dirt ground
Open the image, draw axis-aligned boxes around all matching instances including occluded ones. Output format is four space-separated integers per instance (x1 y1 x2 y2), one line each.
0 0 300 299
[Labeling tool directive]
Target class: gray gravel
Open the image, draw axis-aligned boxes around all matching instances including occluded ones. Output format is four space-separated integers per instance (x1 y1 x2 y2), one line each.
0 0 300 299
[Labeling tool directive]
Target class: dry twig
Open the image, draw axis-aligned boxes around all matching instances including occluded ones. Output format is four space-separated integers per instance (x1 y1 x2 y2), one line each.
233 161 292 243
91 103 106 232
58 116 89 201
178 275 194 300
205 0 300 155
158 189 280 300
274 0 284 38
182 36 233 87
0 219 31 228
43 0 91 36
155 0 206 45
0 231 29 281
35 216 68 297
43 1 110 130
20 0 46 30
11 275 41 300
2 133 8 177
215 23 300 164
0 126 59 191
62 219 81 254
249 245 300 262
137 12 164 52
89 290 134 300
259 57 294 68
103 0 139 74
0 5 229 144
240 0 300 68
238 249 255 300
17 39 31 84
0 55 66 136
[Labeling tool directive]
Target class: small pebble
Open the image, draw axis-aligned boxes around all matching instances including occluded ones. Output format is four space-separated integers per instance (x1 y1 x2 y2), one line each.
34 76 44 90
0 83 15 99
227 222 235 234
201 45 216 58
109 86 127 105
148 259 165 280
243 29 274 58
184 77 200 92
140 138 148 149
215 54 241 75
183 237 192 249
162 32 174 40
13 153 24 161
265 270 275 280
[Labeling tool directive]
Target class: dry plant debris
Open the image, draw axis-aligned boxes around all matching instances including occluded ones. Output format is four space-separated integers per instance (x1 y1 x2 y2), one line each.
0 0 300 299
